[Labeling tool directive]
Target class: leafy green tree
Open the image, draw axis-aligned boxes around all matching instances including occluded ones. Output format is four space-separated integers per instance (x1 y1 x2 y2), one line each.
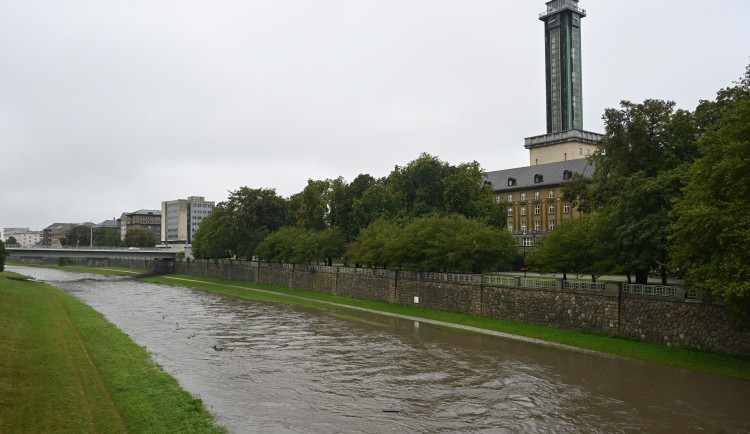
387 153 453 218
0 239 8 271
444 161 506 227
255 227 303 263
256 227 345 265
526 215 611 281
60 225 92 247
561 172 593 215
5 236 17 245
345 218 403 268
347 214 516 273
192 187 287 259
293 179 330 231
315 228 346 266
191 206 234 259
228 187 288 258
583 99 700 283
328 174 378 242
352 181 400 233
671 65 750 318
124 228 156 247
93 227 122 247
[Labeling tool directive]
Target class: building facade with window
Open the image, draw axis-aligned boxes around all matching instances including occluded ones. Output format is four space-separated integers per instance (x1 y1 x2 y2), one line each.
160 196 214 245
41 223 76 246
3 227 42 247
119 209 161 241
485 158 594 247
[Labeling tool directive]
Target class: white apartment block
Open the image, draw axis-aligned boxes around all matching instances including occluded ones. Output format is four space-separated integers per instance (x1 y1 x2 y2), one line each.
3 227 42 247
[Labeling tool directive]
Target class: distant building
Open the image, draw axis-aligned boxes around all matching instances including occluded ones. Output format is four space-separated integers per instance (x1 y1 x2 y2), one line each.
119 209 161 241
485 159 594 246
3 227 42 247
161 196 214 245
42 223 76 246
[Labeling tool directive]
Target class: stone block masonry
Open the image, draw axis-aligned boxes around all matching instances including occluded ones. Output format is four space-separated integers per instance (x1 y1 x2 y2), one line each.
13 257 749 357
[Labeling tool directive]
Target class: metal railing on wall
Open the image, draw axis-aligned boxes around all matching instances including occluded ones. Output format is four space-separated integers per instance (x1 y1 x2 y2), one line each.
623 284 678 297
244 261 695 300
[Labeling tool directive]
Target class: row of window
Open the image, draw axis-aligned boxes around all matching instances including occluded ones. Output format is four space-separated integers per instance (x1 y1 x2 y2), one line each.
496 190 557 203
508 203 571 216
506 169 581 187
508 220 555 232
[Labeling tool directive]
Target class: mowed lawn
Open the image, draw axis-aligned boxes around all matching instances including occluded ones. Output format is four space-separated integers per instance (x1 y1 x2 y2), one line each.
0 272 225 433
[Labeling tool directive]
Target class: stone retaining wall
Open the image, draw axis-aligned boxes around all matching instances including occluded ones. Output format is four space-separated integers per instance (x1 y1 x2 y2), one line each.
481 286 615 332
620 297 750 355
336 273 391 302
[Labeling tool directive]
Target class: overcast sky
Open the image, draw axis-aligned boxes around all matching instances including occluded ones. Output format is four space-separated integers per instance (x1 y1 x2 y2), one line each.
1 0 748 233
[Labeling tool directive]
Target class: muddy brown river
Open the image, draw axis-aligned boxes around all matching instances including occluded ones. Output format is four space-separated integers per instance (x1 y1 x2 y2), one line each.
13 266 750 433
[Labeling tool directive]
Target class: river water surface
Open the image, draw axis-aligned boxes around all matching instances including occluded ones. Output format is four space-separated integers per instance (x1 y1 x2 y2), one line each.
13 266 750 433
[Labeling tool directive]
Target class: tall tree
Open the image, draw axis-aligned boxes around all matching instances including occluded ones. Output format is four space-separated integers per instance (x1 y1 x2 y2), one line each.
347 214 516 273
584 99 699 283
671 65 750 318
293 179 330 231
193 187 287 259
60 226 92 247
0 239 7 271
191 205 235 259
526 215 613 281
124 228 157 247
5 236 17 245
387 153 453 218
93 228 122 247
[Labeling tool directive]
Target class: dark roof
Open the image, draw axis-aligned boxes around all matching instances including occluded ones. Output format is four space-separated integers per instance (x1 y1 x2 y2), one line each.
484 158 595 192
95 219 119 228
128 209 161 216
43 223 75 231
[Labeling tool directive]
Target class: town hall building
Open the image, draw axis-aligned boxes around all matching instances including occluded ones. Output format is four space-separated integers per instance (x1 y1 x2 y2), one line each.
485 0 603 248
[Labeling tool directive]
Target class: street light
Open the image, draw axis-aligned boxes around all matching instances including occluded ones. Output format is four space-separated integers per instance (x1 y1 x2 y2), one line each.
521 230 528 277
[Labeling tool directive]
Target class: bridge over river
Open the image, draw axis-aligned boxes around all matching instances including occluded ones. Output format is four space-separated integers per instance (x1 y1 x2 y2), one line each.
7 246 178 260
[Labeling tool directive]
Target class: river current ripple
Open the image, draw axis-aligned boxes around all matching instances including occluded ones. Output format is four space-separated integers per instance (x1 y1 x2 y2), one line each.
14 266 750 433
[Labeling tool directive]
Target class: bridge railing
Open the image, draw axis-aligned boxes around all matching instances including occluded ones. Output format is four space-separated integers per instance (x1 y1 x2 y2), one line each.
10 245 172 252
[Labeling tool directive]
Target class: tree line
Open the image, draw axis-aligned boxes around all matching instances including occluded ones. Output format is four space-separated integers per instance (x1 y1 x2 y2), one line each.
191 154 517 273
60 226 158 248
526 64 750 319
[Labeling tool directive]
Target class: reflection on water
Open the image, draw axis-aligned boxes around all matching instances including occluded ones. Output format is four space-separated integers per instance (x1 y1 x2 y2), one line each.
13 266 750 433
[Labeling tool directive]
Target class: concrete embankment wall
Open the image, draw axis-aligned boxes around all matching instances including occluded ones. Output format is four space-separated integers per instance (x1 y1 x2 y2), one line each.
12 257 749 357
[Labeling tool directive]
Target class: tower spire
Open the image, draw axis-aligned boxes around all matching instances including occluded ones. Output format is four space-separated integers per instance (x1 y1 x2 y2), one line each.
540 0 585 133
524 0 602 166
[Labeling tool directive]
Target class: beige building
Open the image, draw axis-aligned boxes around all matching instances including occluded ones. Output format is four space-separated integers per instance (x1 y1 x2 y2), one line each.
161 196 214 245
524 130 602 166
119 209 161 241
485 158 594 247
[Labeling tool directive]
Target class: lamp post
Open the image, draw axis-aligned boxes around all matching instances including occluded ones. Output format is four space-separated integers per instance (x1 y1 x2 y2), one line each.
521 230 527 277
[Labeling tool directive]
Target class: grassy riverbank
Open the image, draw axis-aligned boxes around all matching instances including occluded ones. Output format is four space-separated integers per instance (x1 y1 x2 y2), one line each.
141 273 750 380
0 271 226 433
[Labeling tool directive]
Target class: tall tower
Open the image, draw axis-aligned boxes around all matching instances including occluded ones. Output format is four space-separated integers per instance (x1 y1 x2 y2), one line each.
524 0 602 166
542 0 584 133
